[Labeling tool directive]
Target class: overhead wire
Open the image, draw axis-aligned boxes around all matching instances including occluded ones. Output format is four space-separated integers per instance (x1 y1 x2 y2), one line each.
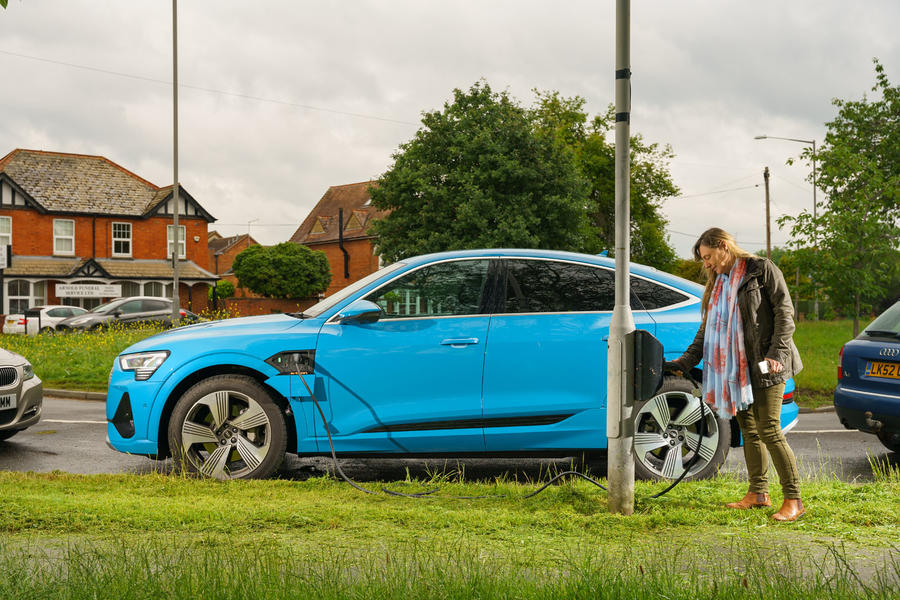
0 48 418 126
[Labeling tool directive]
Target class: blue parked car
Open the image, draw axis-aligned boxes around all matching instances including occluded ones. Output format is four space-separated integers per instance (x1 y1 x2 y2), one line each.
834 300 900 453
106 249 799 480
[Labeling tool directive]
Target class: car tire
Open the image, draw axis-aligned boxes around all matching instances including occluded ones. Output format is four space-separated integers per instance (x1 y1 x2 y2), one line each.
632 376 730 481
877 430 900 454
168 375 287 480
0 429 22 441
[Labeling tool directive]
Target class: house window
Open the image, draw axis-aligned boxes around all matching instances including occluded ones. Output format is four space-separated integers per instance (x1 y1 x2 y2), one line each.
144 281 164 297
167 225 186 259
115 281 141 298
53 219 75 255
112 222 132 257
6 280 45 314
0 216 10 247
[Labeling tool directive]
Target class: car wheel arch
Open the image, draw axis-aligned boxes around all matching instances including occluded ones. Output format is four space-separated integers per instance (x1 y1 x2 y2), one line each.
156 364 296 459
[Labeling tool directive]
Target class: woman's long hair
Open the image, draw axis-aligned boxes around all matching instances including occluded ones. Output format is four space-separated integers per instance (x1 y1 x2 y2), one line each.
693 227 755 315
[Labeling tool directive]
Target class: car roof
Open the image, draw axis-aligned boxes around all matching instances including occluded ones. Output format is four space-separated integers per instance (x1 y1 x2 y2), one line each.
398 249 704 296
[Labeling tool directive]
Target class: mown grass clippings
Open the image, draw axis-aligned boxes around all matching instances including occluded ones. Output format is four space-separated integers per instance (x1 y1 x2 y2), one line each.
0 471 897 547
0 535 897 600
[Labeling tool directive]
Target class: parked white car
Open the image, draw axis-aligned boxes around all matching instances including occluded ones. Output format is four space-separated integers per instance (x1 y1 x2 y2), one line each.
2 305 90 335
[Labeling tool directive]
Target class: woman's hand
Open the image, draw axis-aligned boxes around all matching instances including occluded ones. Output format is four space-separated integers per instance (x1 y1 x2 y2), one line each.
765 358 784 374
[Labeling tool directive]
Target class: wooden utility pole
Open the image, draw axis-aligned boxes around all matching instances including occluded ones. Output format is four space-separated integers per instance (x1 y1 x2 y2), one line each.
764 166 771 259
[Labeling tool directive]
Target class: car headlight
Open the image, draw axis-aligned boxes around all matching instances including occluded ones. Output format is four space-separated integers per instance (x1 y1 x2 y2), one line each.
22 362 34 381
118 351 170 381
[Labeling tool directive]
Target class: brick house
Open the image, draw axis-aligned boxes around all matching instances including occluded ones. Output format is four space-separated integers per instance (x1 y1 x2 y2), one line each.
208 231 257 282
0 149 217 314
290 181 388 297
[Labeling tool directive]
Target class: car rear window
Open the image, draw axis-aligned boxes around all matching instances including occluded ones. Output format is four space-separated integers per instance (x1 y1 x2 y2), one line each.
864 301 900 335
630 276 690 310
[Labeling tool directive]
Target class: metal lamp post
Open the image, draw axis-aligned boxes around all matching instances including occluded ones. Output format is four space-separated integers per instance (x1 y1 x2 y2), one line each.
754 134 818 320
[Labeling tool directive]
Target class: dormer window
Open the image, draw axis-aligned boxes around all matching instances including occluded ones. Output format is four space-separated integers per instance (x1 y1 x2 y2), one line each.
310 217 329 235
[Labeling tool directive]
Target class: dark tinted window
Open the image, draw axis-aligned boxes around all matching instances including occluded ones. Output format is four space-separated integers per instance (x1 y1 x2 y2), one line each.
47 308 68 317
630 277 690 310
504 259 615 313
366 260 490 319
143 299 171 312
118 300 144 314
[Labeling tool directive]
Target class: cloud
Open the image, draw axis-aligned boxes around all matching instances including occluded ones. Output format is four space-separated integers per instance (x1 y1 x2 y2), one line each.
1 0 897 258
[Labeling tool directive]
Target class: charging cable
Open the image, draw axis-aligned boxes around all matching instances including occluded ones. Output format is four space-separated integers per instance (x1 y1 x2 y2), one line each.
297 370 708 500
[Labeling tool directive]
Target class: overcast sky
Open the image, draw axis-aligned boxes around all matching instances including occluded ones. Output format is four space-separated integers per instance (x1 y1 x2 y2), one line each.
2 1 898 258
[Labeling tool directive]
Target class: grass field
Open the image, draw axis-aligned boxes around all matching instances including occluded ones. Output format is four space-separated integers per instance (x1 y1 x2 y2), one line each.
0 318 867 408
791 319 858 409
0 468 897 598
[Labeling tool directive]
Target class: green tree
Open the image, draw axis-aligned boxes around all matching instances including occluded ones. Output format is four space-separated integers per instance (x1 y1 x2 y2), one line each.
672 258 704 284
369 82 590 262
779 60 900 334
232 243 331 299
530 92 680 271
208 280 235 302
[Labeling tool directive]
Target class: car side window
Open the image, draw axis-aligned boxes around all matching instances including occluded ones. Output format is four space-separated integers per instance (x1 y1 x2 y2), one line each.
630 277 690 310
118 300 143 314
365 260 490 319
143 299 170 312
504 259 615 313
47 308 67 317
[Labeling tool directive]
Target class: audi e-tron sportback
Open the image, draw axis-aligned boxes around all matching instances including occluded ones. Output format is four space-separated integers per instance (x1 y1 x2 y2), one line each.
106 249 799 480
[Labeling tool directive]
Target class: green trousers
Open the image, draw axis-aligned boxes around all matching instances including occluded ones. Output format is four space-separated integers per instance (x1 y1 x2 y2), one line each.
734 383 801 499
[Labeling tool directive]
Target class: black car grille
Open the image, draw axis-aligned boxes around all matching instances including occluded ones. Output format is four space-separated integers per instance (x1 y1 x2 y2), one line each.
0 367 17 387
0 409 16 427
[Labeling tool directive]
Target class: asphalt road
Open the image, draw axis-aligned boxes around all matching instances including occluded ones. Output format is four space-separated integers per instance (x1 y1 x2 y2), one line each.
1 397 897 483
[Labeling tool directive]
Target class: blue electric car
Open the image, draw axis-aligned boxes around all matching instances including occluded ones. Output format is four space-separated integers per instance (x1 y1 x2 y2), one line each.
106 249 799 480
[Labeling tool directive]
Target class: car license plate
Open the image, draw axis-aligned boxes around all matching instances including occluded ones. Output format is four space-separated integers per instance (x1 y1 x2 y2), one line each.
0 394 16 410
865 361 900 379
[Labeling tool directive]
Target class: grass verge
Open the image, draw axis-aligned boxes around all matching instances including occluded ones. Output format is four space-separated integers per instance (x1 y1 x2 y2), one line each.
0 469 897 598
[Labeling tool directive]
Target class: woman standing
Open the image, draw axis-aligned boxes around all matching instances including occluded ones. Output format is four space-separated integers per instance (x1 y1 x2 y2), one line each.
668 228 805 521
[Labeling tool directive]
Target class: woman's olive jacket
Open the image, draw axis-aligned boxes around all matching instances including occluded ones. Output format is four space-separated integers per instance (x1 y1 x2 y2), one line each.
677 256 803 389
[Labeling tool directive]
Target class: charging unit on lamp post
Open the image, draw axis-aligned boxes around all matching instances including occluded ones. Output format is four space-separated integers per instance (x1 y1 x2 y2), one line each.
631 329 665 403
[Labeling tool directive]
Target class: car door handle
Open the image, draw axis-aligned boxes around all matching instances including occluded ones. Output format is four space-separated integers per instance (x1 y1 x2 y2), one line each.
441 338 479 347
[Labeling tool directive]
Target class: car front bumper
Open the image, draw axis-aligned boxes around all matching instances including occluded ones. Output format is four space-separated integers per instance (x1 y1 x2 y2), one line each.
0 374 43 431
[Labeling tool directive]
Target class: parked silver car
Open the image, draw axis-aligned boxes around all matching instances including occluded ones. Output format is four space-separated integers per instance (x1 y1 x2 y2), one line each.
55 296 202 331
0 348 43 441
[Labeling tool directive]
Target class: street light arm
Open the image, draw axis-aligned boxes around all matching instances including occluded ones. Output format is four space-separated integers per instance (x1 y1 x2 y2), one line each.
755 134 815 145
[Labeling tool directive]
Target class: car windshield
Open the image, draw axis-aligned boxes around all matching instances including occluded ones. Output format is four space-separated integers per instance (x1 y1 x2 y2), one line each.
864 301 900 336
89 299 124 314
302 262 407 318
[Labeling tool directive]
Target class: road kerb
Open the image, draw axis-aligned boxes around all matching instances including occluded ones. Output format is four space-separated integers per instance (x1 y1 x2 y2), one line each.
44 388 107 402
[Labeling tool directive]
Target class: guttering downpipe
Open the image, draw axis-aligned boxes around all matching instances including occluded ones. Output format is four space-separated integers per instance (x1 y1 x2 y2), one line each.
339 208 349 279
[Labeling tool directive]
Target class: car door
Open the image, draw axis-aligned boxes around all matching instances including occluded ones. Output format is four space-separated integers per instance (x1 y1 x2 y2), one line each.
113 299 146 326
311 258 495 454
481 258 656 452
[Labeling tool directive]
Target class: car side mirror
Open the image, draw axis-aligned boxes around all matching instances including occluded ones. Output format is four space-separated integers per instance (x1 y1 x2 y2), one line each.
113 310 122 317
337 300 384 324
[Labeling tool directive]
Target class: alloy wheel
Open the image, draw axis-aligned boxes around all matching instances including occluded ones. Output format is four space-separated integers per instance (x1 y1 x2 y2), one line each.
633 390 719 479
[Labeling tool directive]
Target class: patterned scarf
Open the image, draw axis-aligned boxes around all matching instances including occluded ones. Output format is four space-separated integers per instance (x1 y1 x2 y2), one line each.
702 258 754 418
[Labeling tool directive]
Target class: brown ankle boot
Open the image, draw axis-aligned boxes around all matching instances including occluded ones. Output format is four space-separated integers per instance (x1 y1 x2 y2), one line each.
772 498 805 521
725 492 772 509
